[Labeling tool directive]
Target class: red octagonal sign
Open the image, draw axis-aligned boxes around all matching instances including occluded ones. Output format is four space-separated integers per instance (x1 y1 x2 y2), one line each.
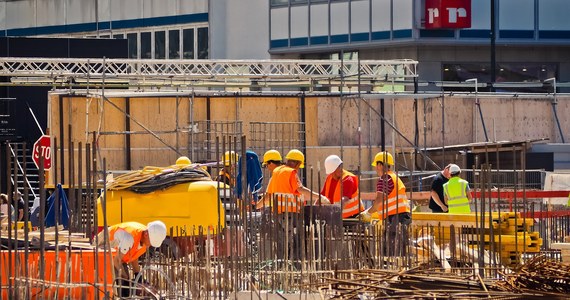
33 135 52 170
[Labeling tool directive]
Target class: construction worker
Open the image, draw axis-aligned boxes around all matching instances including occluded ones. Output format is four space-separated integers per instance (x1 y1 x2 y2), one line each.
263 149 328 259
256 149 283 209
360 151 411 256
321 155 364 219
175 156 192 166
216 151 238 187
12 191 30 221
262 149 283 173
97 220 167 297
443 164 472 213
265 149 329 210
429 164 451 213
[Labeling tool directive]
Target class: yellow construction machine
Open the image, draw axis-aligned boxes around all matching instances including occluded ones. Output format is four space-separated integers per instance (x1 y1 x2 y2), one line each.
96 158 232 257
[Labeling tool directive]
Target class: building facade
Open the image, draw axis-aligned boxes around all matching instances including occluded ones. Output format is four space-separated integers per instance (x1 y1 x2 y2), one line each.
1 0 570 90
269 0 570 91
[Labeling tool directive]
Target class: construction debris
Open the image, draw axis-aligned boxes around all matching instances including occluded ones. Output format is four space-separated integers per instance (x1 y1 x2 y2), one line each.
493 255 570 296
319 264 569 299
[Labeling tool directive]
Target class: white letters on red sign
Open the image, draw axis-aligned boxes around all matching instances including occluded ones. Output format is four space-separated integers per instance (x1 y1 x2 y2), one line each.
425 0 471 29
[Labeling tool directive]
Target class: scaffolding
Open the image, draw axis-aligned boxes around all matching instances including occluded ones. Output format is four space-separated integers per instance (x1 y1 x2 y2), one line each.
0 57 418 89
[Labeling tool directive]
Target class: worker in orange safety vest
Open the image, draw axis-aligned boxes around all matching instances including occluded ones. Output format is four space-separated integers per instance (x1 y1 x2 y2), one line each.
259 149 328 260
360 151 411 256
98 221 167 297
261 149 329 213
321 155 364 219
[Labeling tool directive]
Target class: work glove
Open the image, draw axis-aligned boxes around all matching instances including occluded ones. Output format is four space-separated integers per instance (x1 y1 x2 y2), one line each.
312 195 330 205
359 211 372 223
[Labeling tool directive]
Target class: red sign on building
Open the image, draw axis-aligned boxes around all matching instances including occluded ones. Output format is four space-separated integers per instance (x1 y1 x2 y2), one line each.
425 0 471 29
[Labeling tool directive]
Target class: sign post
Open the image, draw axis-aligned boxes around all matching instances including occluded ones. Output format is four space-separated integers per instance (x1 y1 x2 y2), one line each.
33 135 52 170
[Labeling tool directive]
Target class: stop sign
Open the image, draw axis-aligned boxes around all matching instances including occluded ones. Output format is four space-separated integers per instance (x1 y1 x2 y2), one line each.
33 135 52 170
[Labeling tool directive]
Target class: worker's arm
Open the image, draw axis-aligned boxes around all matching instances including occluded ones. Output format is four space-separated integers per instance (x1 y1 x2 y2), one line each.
467 188 473 203
114 252 128 278
430 190 448 212
255 192 273 209
18 208 24 221
129 260 141 274
367 191 387 214
297 186 330 204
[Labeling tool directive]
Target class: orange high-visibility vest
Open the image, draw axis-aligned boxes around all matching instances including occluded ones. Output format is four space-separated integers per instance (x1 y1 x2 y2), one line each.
322 170 364 218
109 222 147 263
377 171 410 219
266 165 303 214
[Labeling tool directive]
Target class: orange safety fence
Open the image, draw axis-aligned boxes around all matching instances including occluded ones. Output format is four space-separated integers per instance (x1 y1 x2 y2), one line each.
0 250 114 299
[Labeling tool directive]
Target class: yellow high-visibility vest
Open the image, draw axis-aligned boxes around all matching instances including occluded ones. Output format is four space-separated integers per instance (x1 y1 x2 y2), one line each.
443 177 471 214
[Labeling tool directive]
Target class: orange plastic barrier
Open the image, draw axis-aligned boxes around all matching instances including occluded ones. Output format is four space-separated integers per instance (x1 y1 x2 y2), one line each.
1 249 114 299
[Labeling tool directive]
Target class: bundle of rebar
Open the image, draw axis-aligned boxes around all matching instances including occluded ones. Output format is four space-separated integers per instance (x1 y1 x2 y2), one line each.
493 255 570 296
317 267 563 299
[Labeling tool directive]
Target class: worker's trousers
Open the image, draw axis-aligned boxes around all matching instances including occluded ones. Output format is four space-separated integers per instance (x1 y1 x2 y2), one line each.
383 212 412 257
275 213 302 261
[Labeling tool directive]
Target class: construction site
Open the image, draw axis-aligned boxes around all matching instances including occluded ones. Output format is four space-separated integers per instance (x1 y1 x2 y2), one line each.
1 56 570 300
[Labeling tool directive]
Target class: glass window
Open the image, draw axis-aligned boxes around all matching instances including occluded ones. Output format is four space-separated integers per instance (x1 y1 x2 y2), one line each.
169 30 180 59
183 28 194 59
271 0 289 6
197 27 209 59
155 31 166 59
113 34 124 39
127 33 138 59
291 0 307 4
140 32 151 59
442 63 558 92
99 35 110 39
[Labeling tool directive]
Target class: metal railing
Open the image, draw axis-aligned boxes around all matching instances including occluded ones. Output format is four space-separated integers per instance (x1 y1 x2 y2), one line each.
8 142 38 201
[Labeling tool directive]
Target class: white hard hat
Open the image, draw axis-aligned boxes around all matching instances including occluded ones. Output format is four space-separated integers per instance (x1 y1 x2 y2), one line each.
147 221 167 248
324 155 343 175
449 164 461 175
114 229 134 254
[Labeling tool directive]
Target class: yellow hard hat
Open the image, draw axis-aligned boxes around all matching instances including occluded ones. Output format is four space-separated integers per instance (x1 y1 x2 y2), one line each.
262 149 282 166
371 151 394 166
285 149 305 168
176 156 192 165
222 151 239 167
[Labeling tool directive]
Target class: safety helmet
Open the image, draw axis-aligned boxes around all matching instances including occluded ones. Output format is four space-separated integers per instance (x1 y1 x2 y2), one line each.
262 149 282 167
285 149 305 168
175 156 192 166
324 155 343 175
147 221 167 248
222 151 239 167
114 229 134 254
371 151 394 167
449 164 461 175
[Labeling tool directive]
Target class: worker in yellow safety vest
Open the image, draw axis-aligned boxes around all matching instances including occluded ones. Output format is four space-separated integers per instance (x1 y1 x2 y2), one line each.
216 151 238 187
443 164 472 213
360 151 411 256
97 221 167 297
321 155 364 219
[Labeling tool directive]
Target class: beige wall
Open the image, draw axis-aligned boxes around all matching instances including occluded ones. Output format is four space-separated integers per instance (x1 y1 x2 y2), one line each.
48 92 570 189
